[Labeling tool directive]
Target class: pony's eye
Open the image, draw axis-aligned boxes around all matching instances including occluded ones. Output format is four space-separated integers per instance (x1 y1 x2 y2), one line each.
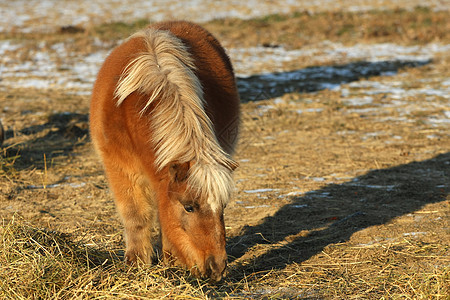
184 205 194 213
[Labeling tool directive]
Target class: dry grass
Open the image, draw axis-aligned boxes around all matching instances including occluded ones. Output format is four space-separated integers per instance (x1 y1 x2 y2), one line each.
1 7 449 51
0 217 231 299
1 7 449 299
205 6 450 48
264 240 449 298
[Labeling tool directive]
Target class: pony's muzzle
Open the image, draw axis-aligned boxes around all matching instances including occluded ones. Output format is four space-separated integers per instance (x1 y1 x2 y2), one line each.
205 255 227 282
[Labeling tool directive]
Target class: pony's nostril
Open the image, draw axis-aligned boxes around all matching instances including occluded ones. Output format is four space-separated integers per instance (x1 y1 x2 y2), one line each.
205 255 215 271
205 255 227 281
204 256 213 278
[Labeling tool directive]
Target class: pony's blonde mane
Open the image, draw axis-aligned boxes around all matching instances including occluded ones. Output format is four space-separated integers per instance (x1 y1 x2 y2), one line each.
114 28 236 212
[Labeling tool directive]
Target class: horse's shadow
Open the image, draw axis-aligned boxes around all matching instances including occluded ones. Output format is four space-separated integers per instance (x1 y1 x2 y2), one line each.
226 152 449 277
2 112 89 170
237 59 430 101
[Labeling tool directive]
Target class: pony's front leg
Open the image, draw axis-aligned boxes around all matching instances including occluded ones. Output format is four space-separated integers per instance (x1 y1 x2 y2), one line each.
104 163 157 265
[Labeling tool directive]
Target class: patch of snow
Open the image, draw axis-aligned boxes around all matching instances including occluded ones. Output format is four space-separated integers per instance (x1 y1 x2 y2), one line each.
244 205 271 209
296 108 324 114
290 204 308 208
244 188 274 194
348 183 396 191
310 177 326 182
26 182 86 189
344 96 374 106
403 232 427 237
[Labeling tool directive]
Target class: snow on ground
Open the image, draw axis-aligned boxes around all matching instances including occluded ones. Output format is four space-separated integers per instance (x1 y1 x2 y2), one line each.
1 40 449 95
230 43 450 77
1 0 449 99
1 39 449 131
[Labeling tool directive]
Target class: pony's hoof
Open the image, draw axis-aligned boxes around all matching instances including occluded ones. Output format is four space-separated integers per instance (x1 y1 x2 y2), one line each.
124 250 150 266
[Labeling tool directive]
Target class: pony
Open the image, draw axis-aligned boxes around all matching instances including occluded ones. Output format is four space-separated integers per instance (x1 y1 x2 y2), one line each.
89 21 240 281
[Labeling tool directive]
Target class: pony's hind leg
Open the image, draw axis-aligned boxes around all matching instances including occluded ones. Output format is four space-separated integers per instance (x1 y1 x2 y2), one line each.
104 162 157 265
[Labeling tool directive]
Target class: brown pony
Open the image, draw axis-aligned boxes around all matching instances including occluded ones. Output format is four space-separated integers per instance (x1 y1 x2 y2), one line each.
89 21 240 281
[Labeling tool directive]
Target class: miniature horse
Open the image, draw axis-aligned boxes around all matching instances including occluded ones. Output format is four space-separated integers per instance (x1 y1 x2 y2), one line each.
90 21 240 281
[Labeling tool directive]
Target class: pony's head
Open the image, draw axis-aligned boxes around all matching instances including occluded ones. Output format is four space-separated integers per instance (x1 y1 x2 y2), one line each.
159 161 236 281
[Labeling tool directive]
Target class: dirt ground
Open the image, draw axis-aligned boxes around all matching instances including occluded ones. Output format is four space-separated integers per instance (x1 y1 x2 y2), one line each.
0 3 449 299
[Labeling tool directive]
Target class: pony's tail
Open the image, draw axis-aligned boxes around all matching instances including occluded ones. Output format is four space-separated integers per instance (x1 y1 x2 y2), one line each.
114 28 236 210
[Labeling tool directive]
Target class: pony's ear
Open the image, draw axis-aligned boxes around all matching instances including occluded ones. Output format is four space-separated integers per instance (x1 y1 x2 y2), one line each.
169 162 191 183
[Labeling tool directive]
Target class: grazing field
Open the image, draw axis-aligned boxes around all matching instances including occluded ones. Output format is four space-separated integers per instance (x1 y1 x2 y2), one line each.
0 1 449 299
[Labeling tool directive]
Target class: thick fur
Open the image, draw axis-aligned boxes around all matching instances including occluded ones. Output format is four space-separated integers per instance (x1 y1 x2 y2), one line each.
114 28 236 212
90 21 240 280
